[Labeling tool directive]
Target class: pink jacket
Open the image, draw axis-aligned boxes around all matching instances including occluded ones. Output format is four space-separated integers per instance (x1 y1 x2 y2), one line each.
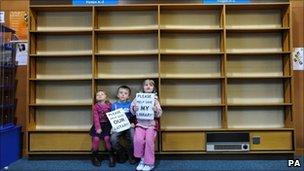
93 102 112 131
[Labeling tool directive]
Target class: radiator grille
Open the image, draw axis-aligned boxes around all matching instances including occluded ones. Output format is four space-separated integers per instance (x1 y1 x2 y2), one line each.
214 145 242 150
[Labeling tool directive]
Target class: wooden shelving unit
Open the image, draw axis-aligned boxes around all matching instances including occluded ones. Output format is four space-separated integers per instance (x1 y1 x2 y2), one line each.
27 0 294 155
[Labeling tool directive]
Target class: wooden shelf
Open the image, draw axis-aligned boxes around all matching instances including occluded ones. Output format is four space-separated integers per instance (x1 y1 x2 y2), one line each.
161 75 224 80
161 103 225 107
226 27 289 33
35 51 93 56
30 5 92 9
160 50 223 55
161 100 222 106
225 3 290 10
34 126 90 131
160 27 223 33
95 26 158 33
161 128 294 132
28 2 293 154
96 50 158 56
30 102 92 107
226 51 291 55
96 74 159 80
228 103 292 107
30 30 93 34
226 76 291 79
29 53 92 57
161 33 222 54
28 128 90 132
29 77 92 81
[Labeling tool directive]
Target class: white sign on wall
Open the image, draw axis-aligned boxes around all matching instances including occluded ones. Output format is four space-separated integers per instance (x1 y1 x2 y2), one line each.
0 11 4 23
15 42 28 65
293 47 304 70
135 93 155 120
106 109 131 133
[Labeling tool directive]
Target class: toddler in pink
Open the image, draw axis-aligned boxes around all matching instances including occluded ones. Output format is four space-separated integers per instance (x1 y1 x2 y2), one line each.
130 79 162 171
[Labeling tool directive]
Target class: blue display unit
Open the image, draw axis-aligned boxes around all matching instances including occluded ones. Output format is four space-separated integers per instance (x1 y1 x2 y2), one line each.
0 125 21 169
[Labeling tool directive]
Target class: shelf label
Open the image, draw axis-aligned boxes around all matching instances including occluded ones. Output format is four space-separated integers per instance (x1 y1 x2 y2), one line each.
72 0 119 5
203 0 250 4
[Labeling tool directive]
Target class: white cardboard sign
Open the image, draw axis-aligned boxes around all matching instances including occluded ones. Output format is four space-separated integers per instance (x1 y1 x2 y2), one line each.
293 47 304 70
106 109 131 133
135 93 155 120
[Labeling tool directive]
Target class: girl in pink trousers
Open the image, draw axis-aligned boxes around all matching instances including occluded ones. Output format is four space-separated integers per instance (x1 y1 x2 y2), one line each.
130 79 162 171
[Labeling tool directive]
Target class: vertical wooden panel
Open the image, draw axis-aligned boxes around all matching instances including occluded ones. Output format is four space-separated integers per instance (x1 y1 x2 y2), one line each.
162 132 205 151
292 0 304 156
250 131 293 150
222 5 228 129
2 0 301 156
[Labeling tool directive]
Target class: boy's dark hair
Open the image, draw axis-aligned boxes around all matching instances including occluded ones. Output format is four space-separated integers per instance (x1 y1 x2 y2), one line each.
117 85 131 95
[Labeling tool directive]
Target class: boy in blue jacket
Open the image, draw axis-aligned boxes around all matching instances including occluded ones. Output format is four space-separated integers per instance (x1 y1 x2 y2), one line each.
110 85 136 165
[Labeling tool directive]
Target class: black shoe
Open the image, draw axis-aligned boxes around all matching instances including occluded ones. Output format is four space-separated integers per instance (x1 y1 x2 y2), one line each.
91 150 101 167
109 150 116 167
128 156 136 165
127 152 136 165
116 148 128 163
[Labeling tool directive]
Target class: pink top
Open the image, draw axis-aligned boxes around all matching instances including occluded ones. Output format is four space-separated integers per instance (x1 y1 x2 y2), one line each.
93 102 112 131
130 96 162 129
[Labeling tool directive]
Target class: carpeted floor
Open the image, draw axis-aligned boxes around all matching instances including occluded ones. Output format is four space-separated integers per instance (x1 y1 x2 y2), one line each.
2 156 303 171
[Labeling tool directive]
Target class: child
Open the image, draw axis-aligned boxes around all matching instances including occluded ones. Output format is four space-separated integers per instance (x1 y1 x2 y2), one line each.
89 89 115 167
131 79 162 171
110 85 136 165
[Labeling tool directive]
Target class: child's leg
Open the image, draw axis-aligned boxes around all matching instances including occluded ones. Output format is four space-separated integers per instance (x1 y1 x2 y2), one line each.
125 128 136 164
103 136 111 151
110 131 123 151
125 128 135 153
92 136 100 151
133 127 146 158
143 128 157 165
104 135 115 167
91 136 101 166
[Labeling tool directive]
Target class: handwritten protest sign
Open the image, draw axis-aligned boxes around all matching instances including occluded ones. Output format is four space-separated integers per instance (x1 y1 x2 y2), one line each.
106 109 131 132
135 93 155 120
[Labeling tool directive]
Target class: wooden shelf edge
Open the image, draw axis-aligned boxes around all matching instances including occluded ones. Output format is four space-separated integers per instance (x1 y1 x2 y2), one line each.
226 76 292 79
95 27 158 33
227 103 292 107
30 54 93 57
226 27 290 33
27 129 90 132
160 27 223 33
29 78 93 81
96 50 158 56
30 29 92 33
29 103 92 107
95 75 159 80
28 151 92 154
161 76 224 80
160 51 224 55
160 128 294 132
161 104 225 107
226 52 291 55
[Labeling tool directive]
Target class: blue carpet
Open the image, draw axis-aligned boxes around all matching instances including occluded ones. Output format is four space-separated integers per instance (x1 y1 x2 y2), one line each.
2 157 303 171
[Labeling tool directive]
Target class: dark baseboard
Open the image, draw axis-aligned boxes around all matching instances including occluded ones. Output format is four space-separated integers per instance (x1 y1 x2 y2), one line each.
28 153 298 161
